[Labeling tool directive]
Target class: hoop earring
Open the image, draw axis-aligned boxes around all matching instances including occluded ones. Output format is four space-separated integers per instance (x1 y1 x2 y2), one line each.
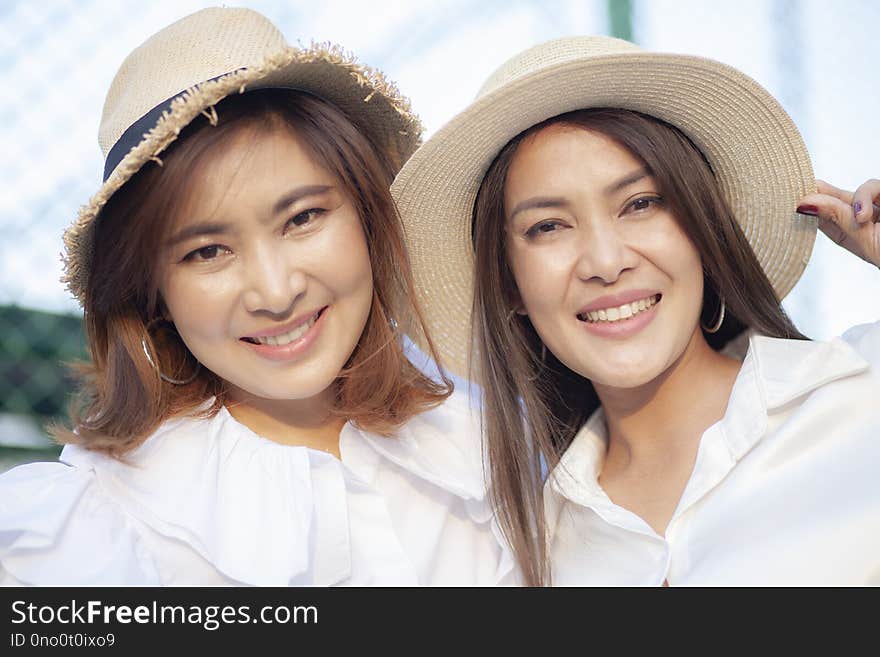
141 319 201 385
701 296 726 334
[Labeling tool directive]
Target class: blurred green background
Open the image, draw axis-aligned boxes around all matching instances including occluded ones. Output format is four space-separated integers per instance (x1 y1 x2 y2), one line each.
0 305 85 471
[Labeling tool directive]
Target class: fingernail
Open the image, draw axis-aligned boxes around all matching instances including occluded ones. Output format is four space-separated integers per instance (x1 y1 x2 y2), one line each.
853 200 863 217
796 204 819 216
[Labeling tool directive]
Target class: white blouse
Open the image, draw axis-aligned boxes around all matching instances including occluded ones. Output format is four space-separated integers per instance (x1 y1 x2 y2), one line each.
546 322 880 586
0 390 516 586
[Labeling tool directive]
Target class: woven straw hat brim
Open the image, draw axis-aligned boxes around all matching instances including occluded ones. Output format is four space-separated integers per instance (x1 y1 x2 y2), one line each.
63 43 422 305
392 50 816 380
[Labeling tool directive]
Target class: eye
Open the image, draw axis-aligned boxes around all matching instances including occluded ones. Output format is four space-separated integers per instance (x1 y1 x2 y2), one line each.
525 220 565 239
623 195 663 215
182 244 231 262
286 208 325 230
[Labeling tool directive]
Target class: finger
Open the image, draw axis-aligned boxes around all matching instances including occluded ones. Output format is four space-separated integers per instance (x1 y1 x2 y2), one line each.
815 179 853 204
817 215 868 263
851 178 880 224
818 216 846 245
797 193 855 229
818 216 854 249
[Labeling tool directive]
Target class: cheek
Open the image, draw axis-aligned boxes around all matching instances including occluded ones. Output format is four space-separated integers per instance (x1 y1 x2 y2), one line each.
507 240 573 314
159 271 235 344
327 215 373 300
661 224 704 293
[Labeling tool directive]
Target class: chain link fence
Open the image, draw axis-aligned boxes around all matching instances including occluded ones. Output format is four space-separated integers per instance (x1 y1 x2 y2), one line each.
2 0 878 473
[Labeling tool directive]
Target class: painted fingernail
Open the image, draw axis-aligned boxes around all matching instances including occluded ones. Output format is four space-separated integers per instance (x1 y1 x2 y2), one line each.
853 201 863 217
796 204 819 216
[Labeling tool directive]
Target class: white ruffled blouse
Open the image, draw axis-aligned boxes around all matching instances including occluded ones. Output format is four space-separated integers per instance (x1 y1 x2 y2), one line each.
0 391 516 586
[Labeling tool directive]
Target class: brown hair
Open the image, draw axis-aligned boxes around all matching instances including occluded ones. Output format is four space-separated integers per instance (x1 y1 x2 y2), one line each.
54 89 451 456
472 108 806 585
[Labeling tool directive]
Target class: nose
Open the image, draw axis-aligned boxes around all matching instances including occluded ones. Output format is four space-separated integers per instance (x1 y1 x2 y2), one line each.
242 243 306 316
573 220 637 284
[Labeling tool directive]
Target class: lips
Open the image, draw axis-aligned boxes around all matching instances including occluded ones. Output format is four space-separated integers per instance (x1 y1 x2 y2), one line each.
240 307 327 345
577 294 661 323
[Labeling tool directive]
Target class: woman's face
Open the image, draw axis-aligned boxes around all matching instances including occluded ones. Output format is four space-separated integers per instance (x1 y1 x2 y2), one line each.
503 123 704 390
158 125 373 410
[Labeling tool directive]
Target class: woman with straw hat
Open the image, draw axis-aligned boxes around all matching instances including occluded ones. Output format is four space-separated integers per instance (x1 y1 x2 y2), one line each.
0 8 515 586
392 36 880 586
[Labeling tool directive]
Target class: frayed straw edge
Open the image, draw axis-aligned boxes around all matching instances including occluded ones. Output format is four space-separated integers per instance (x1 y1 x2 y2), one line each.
299 40 424 134
62 43 423 303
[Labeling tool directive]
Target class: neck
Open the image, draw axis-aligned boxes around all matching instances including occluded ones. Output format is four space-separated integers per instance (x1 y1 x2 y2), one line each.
594 329 741 472
225 386 346 458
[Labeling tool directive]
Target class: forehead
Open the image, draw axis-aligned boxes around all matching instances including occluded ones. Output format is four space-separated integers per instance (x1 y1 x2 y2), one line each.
514 123 637 170
505 124 643 197
172 123 335 223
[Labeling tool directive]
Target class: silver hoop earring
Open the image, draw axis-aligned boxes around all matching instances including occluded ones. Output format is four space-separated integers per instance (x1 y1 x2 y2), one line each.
702 297 726 334
141 319 201 385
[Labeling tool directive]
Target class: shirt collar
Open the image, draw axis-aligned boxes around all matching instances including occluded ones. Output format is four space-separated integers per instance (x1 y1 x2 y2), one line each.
348 408 489 504
547 332 869 506
748 332 869 410
546 407 609 508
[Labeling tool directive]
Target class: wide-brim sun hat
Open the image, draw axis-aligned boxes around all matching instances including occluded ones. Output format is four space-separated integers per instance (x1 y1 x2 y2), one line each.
63 6 423 305
391 36 816 379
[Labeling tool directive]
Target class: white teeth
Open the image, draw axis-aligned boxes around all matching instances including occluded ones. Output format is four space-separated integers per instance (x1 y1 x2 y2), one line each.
252 311 320 346
579 295 659 324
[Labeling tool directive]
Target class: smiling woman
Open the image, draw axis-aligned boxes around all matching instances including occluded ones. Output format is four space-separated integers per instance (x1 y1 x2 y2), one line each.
0 8 514 586
392 35 880 586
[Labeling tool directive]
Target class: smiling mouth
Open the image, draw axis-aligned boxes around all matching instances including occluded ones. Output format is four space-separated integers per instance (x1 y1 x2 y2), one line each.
240 307 326 346
577 294 661 323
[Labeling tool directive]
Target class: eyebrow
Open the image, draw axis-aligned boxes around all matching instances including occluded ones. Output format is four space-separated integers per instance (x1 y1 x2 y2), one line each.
166 221 232 247
507 168 652 222
508 197 570 222
604 168 651 195
271 184 334 215
166 184 336 246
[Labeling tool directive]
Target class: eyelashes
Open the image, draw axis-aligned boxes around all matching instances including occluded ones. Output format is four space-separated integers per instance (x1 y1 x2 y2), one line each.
522 194 664 239
179 208 329 263
624 195 663 214
182 244 231 262
525 220 564 239
286 208 326 230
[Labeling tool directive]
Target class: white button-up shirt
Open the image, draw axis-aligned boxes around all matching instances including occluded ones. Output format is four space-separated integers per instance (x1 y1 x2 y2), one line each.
546 322 880 586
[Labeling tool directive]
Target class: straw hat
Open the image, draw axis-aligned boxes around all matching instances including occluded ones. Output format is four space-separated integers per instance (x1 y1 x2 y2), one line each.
63 7 422 304
391 36 816 379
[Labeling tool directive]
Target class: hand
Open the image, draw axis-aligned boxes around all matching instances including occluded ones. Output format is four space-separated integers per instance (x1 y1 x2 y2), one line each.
797 178 880 268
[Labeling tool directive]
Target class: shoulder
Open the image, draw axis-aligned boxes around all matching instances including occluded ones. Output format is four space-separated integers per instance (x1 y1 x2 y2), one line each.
348 386 488 502
0 457 160 585
399 387 486 474
839 320 880 370
0 410 227 585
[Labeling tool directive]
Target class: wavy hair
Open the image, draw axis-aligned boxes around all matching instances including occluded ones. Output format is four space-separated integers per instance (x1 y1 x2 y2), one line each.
54 89 451 456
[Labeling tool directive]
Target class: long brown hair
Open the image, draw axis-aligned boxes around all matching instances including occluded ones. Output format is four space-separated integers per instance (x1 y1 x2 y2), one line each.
55 89 451 456
472 108 806 585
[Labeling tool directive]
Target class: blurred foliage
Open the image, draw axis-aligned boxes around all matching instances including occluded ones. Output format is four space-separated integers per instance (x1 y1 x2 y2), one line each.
0 303 85 427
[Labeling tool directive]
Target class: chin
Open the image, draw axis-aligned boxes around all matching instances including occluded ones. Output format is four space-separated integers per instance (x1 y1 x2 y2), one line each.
576 356 670 391
259 370 341 401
